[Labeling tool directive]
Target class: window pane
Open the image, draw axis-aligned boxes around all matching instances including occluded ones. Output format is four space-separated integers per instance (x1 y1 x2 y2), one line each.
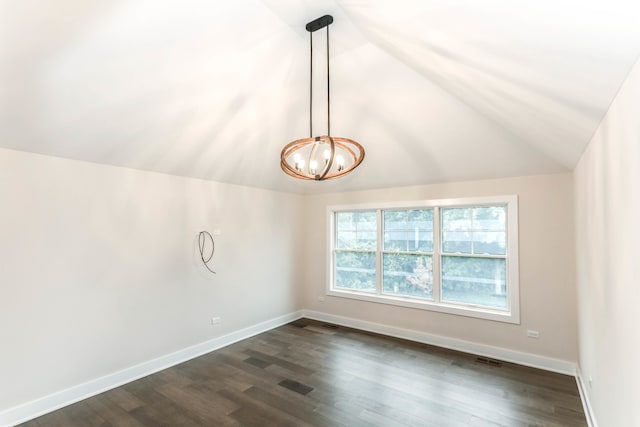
442 206 506 255
383 254 433 299
357 212 377 231
408 209 433 230
336 231 356 248
473 232 506 255
336 212 351 227
335 251 376 292
442 231 472 254
383 210 407 226
383 209 433 252
410 230 433 252
473 206 506 231
336 211 377 250
441 256 506 308
384 230 409 251
442 208 472 231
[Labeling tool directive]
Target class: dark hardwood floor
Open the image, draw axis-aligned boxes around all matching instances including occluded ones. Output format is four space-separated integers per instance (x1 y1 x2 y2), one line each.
21 319 587 426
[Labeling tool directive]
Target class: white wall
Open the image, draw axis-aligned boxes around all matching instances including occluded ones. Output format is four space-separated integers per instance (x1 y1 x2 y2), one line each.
574 59 640 427
302 174 578 363
0 148 303 412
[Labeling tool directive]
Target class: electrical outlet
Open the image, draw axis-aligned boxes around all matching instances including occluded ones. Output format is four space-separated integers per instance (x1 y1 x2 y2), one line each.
317 296 325 302
211 316 222 325
213 229 222 236
526 330 540 338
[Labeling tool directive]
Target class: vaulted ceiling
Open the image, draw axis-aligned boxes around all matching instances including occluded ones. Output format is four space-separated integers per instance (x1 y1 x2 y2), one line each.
2 0 639 193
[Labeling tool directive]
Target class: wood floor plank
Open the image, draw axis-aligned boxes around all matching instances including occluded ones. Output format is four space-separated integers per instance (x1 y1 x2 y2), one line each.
83 394 145 427
242 385 341 427
243 348 315 376
220 388 313 427
153 382 239 426
19 319 587 427
101 387 146 413
23 400 107 427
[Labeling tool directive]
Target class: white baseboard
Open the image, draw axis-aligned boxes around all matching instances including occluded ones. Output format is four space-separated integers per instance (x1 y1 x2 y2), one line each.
575 366 598 427
0 310 304 427
302 309 577 376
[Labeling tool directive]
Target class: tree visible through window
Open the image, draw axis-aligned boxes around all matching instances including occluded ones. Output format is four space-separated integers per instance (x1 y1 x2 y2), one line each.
382 209 434 299
334 211 376 292
441 206 507 308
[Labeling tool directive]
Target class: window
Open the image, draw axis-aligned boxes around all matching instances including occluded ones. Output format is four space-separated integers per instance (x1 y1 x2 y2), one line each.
334 211 377 292
441 206 507 309
328 196 519 323
382 209 434 299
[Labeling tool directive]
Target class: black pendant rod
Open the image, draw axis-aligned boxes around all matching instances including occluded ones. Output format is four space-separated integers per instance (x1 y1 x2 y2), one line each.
306 15 333 138
327 23 330 136
309 31 313 138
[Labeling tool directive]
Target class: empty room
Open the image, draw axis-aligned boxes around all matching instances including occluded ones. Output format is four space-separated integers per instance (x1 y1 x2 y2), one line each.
1 1 639 426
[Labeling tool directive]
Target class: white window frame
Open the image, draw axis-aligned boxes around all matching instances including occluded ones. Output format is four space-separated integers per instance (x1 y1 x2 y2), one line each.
327 196 520 324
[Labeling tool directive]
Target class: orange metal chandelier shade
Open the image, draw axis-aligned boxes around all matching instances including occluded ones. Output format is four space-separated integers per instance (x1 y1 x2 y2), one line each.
280 15 365 181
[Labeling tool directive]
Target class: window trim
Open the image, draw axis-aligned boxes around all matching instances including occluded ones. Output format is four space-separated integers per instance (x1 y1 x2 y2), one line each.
326 196 520 324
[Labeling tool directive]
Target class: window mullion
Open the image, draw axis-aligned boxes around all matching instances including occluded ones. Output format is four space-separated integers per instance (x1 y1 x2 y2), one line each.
376 209 383 296
470 207 474 255
433 206 441 303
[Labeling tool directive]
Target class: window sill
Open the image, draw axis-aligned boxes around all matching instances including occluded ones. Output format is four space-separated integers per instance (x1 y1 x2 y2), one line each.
326 289 520 324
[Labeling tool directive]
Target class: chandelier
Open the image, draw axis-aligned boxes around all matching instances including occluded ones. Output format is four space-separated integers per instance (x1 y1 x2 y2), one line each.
280 15 365 181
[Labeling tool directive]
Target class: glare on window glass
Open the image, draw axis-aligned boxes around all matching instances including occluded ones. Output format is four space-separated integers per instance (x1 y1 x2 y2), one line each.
383 209 433 252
